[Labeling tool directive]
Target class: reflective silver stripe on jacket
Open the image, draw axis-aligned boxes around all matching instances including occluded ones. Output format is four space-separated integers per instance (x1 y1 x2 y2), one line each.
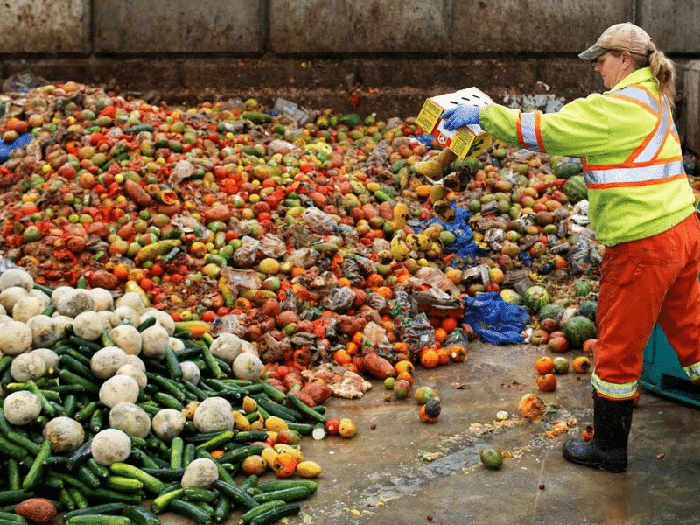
591 372 637 399
584 159 684 185
518 112 541 152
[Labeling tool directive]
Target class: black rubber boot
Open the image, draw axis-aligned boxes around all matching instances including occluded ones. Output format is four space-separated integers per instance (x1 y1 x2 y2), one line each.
563 391 634 473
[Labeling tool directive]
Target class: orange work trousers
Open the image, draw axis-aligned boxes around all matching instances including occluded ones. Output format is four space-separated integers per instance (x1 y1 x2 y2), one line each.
593 212 700 400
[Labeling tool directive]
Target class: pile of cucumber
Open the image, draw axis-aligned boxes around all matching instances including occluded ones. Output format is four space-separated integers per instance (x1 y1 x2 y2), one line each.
0 301 329 525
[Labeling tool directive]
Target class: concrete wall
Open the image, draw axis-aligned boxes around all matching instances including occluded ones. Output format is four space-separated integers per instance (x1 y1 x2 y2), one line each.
0 0 699 127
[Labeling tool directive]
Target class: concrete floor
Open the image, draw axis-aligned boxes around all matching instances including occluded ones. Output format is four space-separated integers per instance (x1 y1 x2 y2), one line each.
280 341 700 525
158 339 700 525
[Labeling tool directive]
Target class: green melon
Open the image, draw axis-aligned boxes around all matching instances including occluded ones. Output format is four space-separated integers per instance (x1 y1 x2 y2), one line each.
563 175 588 203
573 279 593 297
537 303 564 322
578 300 598 323
554 162 582 180
523 285 551 315
563 315 597 349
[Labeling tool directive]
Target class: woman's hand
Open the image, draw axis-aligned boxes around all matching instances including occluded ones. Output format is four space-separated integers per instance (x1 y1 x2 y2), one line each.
441 105 482 130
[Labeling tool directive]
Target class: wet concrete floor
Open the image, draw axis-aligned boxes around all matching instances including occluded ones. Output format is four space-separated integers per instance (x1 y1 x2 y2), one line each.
162 339 700 525
285 341 700 525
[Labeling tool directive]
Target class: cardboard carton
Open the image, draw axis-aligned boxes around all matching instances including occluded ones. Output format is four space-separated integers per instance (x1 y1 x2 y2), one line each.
416 88 493 159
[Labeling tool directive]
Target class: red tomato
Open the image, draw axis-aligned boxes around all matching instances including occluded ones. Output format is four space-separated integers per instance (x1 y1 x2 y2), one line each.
200 311 216 323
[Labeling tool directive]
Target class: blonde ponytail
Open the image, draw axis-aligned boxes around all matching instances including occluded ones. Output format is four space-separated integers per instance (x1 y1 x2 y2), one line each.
648 51 676 111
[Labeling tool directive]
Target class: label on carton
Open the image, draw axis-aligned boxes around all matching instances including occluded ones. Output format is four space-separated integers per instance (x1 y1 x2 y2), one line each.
417 88 494 159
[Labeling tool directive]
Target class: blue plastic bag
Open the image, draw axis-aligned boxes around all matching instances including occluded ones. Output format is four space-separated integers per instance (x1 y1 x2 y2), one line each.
462 291 529 345
0 133 32 163
417 203 487 258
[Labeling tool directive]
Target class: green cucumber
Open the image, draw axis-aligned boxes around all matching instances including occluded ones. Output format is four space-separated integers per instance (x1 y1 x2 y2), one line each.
0 512 26 524
0 437 29 461
123 506 160 525
286 393 326 423
240 500 286 524
0 491 33 506
21 438 52 489
64 503 126 520
212 495 232 522
249 504 300 525
211 479 259 510
66 515 131 525
151 487 185 513
195 430 235 452
183 486 217 503
216 444 264 465
67 487 89 509
108 463 166 494
86 458 110 478
77 465 102 488
256 479 318 494
67 440 93 471
104 476 144 492
252 486 311 503
170 436 184 469
58 370 99 394
163 346 183 381
170 500 211 525
7 459 20 490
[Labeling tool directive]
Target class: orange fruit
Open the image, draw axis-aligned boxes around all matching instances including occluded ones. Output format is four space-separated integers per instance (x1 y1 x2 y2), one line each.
420 348 439 368
437 348 450 365
534 356 555 375
394 359 415 376
441 317 458 334
396 371 414 386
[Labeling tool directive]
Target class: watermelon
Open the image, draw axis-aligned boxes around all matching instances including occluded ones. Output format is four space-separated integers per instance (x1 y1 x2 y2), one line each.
563 315 597 349
573 279 593 297
554 161 582 180
523 285 551 315
537 303 564 322
563 175 588 203
578 300 598 323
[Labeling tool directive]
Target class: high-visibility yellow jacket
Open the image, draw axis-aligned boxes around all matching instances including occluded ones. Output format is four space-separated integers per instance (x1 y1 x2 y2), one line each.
479 67 695 246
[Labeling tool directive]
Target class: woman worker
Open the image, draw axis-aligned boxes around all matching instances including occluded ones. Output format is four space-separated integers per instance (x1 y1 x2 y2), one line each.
441 23 700 473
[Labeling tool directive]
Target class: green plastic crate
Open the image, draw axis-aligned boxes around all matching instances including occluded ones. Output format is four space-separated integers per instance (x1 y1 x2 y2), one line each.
640 324 700 408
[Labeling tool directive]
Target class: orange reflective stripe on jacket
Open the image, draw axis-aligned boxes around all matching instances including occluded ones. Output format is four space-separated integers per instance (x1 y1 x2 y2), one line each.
584 85 683 189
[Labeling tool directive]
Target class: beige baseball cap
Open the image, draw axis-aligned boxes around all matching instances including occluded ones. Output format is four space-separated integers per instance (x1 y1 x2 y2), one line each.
579 23 656 60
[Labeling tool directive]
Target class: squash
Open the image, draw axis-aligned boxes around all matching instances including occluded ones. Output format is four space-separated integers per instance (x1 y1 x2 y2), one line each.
57 289 96 318
99 374 139 408
0 268 34 291
12 296 45 323
109 324 143 355
109 402 152 438
151 408 186 440
73 311 106 341
0 319 32 355
27 315 63 348
10 352 46 381
91 346 129 379
233 352 263 381
141 324 170 359
181 458 219 487
4 391 42 425
90 428 131 465
43 416 85 453
193 397 234 432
